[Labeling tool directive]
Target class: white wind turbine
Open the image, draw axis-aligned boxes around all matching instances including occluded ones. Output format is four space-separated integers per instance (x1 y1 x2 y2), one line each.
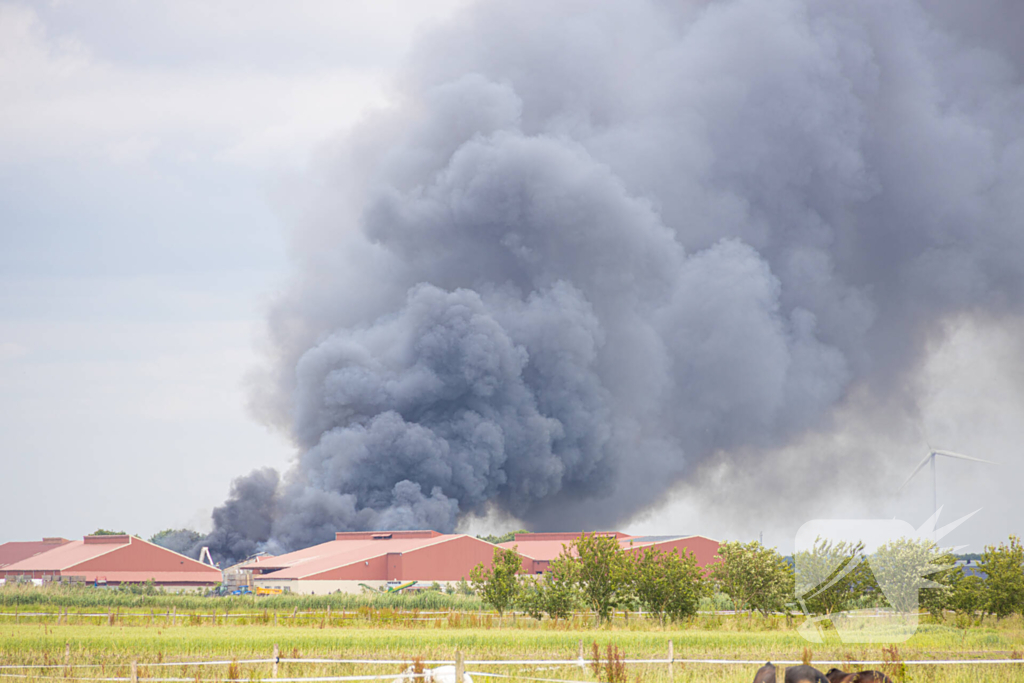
898 449 996 517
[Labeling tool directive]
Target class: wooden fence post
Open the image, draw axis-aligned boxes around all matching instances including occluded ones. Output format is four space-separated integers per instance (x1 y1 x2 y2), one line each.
577 640 585 669
171 607 176 627
455 650 465 683
272 643 279 679
668 641 674 683
130 659 138 683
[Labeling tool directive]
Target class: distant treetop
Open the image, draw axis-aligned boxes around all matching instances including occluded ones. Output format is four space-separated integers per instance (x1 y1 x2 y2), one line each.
478 530 528 545
148 528 204 556
90 529 127 536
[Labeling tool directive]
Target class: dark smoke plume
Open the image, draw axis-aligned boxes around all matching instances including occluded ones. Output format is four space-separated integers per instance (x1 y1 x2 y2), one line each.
204 0 1024 564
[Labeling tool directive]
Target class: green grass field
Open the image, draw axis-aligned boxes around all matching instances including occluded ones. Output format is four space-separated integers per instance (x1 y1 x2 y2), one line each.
1 610 1022 682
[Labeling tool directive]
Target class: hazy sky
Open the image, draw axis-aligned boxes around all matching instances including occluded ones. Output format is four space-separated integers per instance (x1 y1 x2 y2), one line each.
2 0 1022 555
0 0 470 542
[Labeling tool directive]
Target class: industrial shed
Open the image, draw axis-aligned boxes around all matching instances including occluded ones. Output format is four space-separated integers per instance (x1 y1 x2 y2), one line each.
0 535 221 591
0 538 70 572
247 530 499 595
500 532 721 573
222 552 275 592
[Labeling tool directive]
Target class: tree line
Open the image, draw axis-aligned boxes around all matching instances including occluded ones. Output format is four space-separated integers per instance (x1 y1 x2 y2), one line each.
469 533 1024 623
790 534 1024 624
471 533 710 623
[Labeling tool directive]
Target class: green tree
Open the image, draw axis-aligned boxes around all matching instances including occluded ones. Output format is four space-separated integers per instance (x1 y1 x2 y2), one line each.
148 528 203 551
948 570 987 625
711 541 794 616
91 529 126 536
980 535 1024 619
631 547 708 622
794 538 869 616
629 547 672 622
869 537 951 615
478 530 528 545
919 551 958 619
516 577 546 620
470 546 522 618
532 553 582 620
568 533 631 623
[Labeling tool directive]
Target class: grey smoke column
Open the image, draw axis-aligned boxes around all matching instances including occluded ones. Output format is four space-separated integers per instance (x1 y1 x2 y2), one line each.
206 0 1024 561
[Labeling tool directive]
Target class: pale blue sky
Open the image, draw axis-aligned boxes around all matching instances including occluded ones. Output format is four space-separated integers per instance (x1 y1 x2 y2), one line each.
0 0 469 542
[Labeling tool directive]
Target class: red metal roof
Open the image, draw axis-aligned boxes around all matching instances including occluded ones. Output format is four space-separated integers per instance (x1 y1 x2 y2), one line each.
1 535 220 580
252 533 464 580
0 539 70 569
497 539 572 561
500 532 720 565
335 530 441 541
2 539 125 572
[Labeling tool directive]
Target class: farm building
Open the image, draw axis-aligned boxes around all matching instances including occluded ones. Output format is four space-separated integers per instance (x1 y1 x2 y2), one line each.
245 529 721 595
499 532 721 573
0 537 70 573
0 535 221 591
246 530 500 595
221 552 275 592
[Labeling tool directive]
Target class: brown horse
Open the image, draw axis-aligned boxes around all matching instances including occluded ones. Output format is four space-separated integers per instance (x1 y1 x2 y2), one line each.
825 669 894 683
784 665 829 682
752 662 777 683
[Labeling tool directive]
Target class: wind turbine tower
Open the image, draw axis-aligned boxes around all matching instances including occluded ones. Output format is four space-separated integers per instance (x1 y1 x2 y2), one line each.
898 449 996 516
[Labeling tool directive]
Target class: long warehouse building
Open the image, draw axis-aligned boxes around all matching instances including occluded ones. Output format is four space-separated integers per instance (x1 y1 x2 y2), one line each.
246 530 498 594
499 531 721 574
0 535 221 591
247 529 721 595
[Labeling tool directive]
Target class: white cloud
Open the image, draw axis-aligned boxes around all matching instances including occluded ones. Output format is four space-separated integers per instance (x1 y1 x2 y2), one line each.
0 1 471 170
0 0 471 542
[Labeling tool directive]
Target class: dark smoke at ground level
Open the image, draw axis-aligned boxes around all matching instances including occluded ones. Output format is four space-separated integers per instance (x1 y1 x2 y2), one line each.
194 0 1024 566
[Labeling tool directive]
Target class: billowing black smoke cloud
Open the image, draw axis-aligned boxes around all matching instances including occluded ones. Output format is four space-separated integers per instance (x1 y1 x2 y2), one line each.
203 0 1024 564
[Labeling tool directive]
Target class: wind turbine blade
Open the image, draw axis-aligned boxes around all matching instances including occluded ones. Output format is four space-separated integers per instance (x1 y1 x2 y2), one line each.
932 450 998 465
898 453 933 492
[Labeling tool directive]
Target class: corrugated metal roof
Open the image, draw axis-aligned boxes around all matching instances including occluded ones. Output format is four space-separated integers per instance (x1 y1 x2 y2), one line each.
1 536 221 582
252 534 472 580
0 540 70 569
499 533 644 560
498 539 574 561
2 539 127 572
501 533 716 560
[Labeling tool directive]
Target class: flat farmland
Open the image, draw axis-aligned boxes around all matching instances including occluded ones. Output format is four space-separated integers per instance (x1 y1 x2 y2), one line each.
2 611 1023 682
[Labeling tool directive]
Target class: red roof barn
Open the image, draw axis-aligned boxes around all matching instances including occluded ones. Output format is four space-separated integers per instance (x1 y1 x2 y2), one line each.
0 535 221 590
245 529 720 595
0 538 70 571
247 530 500 594
501 532 721 573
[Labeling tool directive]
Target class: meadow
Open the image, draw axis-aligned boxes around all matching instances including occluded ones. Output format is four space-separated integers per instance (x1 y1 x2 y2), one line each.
1 589 1022 683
